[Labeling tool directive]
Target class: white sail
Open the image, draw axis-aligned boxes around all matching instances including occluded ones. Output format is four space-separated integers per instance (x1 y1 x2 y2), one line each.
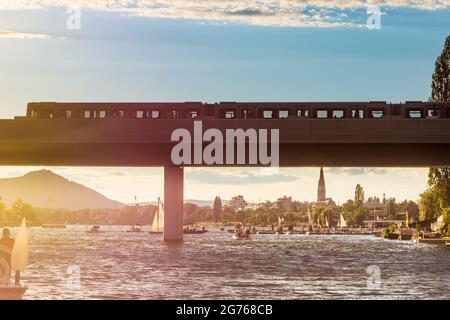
11 218 28 272
277 215 283 227
152 198 164 232
307 206 313 227
339 213 347 228
325 216 329 228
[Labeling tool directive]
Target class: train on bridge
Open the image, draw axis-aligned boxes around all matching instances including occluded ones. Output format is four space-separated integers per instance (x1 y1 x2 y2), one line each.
24 101 450 121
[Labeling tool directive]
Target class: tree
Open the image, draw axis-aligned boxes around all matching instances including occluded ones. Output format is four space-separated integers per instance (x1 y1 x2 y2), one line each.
405 201 419 223
341 199 355 223
431 35 450 102
354 184 365 209
213 196 223 223
428 168 450 208
352 208 367 226
386 198 397 220
183 203 199 223
11 198 35 224
418 188 440 221
227 195 248 211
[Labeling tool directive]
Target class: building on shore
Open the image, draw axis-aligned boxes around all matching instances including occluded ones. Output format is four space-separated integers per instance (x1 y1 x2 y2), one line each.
313 167 336 207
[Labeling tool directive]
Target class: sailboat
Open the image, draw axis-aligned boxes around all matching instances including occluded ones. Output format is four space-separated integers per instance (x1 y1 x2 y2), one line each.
306 206 317 235
338 213 348 228
0 218 28 300
149 197 164 234
307 206 313 229
275 214 284 234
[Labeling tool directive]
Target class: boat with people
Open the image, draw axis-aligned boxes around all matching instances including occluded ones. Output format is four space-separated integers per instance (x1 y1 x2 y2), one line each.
0 218 29 300
231 224 251 240
86 225 100 234
126 224 143 233
183 227 208 235
149 197 164 234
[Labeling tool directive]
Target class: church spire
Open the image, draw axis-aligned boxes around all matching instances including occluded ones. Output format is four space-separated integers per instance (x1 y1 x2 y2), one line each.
317 167 326 201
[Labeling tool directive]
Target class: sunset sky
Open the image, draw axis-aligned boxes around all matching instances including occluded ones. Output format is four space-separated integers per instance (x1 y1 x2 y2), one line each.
0 1 448 204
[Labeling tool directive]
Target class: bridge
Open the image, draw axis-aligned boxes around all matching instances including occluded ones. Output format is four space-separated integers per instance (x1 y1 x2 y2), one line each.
1 101 450 240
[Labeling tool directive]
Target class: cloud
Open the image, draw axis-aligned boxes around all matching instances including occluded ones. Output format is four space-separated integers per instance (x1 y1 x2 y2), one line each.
326 167 389 176
0 29 51 39
186 168 299 185
1 1 449 28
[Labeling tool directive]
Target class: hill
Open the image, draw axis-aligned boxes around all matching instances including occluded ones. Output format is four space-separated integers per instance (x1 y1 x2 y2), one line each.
0 170 124 210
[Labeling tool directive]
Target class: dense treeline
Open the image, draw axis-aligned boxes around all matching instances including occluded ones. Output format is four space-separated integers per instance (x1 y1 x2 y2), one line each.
0 191 421 228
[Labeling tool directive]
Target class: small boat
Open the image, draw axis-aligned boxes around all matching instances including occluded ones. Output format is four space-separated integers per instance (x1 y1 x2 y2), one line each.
126 224 143 233
0 218 29 300
183 229 208 235
256 230 276 235
232 233 250 240
446 242 450 247
385 232 399 240
149 197 164 235
0 284 27 300
86 226 100 234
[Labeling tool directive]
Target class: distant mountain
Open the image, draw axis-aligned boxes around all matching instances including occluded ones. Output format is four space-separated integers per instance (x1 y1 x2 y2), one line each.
130 199 213 207
0 170 124 210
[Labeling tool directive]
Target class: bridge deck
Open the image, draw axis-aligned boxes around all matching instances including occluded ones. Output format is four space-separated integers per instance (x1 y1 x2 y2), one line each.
0 118 449 166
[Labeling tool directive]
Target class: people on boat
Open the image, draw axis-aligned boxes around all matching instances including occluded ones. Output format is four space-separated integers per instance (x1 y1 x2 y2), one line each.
87 226 100 233
0 228 15 284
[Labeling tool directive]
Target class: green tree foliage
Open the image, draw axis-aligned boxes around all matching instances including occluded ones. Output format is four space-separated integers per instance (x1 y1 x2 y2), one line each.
227 195 248 211
11 198 35 223
405 200 419 222
431 35 450 102
354 184 365 209
213 196 222 223
427 168 450 208
385 198 397 220
341 199 355 224
418 188 440 221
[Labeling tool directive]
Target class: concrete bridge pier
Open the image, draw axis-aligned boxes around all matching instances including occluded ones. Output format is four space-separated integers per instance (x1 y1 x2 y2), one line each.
163 166 184 241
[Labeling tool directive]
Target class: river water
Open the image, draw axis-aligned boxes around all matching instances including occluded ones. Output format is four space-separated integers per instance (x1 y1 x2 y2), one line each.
16 226 450 300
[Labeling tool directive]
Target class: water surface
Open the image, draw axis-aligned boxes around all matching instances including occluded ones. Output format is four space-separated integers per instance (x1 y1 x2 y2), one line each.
18 226 450 300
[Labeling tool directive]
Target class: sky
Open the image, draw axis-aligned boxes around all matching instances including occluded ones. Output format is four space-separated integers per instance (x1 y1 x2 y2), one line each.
0 1 449 204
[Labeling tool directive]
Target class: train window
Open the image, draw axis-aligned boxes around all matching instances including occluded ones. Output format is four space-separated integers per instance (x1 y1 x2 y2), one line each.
242 109 253 119
263 110 273 119
352 109 364 119
49 113 54 119
332 110 344 118
167 110 178 119
370 110 384 118
224 110 235 119
136 111 145 119
427 109 441 118
185 110 198 119
409 110 422 118
30 110 38 118
278 110 289 119
297 110 309 117
83 110 91 119
66 111 72 119
111 110 124 118
98 111 106 119
317 110 328 118
150 110 160 119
